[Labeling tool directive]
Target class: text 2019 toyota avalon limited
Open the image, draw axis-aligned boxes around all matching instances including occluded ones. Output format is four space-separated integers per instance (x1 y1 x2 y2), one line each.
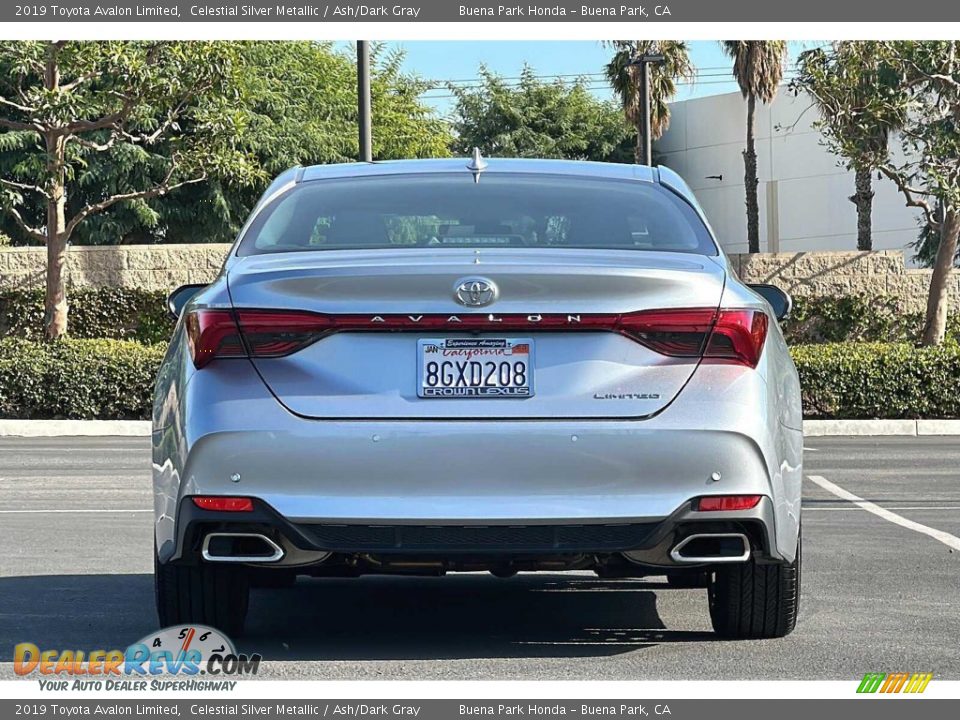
153 156 803 639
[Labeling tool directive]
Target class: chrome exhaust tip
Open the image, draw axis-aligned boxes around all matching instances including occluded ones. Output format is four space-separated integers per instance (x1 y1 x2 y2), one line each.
202 532 285 563
669 532 750 564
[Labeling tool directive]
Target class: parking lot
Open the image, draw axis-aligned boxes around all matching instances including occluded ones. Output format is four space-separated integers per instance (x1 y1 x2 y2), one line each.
0 435 958 680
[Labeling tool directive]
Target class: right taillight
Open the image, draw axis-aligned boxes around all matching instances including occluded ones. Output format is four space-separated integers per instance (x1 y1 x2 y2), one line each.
702 309 769 368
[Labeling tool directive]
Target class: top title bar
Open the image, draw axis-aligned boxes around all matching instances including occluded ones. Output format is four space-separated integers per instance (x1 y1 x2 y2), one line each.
3 0 957 23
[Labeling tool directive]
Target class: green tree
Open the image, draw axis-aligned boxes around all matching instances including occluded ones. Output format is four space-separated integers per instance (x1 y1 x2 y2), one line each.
134 42 450 245
795 42 905 251
604 41 694 164
450 65 632 162
0 42 452 250
722 41 788 253
803 41 960 345
0 41 257 339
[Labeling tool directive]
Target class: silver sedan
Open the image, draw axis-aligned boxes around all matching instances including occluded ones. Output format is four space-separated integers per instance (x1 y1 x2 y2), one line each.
152 156 803 639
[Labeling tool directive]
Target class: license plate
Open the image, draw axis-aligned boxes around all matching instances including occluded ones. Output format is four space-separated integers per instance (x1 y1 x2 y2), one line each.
418 338 534 398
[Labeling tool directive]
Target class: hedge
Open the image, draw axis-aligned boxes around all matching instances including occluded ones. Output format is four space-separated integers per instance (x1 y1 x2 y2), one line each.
0 287 173 345
1 338 958 421
783 294 960 345
793 342 960 419
0 338 165 420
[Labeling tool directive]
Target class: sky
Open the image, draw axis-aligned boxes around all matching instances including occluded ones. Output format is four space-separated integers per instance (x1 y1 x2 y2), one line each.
369 41 823 117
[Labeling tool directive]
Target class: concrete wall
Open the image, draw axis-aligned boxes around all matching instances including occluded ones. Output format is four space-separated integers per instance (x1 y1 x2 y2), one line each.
0 244 232 292
735 250 957 314
0 244 955 314
656 90 924 258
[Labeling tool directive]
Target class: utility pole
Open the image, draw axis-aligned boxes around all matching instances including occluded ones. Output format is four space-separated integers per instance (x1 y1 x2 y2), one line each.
628 53 665 166
357 40 372 162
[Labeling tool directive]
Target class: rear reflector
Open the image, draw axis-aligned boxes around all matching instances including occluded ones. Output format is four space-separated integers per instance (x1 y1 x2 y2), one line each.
184 307 768 369
696 495 763 512
192 496 254 512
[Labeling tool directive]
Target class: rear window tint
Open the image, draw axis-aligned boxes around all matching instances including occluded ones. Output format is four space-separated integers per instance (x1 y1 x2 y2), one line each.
237 173 717 256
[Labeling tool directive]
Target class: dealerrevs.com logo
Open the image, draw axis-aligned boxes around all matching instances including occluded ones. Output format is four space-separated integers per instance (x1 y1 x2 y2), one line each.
14 625 260 691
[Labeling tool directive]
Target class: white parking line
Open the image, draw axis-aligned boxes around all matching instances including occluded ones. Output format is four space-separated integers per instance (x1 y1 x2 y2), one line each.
806 506 960 512
808 475 960 551
0 509 150 514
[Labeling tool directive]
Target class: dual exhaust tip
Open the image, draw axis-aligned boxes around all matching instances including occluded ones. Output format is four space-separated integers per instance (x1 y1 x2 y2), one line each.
669 532 750 564
202 532 284 563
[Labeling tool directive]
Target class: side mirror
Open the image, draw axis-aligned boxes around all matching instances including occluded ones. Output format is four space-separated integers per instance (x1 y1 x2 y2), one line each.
167 284 207 319
748 283 792 321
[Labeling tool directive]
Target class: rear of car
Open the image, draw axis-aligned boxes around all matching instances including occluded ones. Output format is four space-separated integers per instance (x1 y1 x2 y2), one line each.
152 159 803 639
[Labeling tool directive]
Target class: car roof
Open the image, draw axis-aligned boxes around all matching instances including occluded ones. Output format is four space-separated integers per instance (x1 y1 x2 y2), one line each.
298 157 658 183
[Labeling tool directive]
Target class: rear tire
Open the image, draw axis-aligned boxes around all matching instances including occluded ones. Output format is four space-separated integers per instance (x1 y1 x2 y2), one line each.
708 536 801 639
155 552 250 637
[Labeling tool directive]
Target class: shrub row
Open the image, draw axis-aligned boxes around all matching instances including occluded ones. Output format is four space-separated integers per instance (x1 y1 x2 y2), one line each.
783 294 960 345
0 338 165 420
1 338 958 421
792 341 960 419
0 287 174 345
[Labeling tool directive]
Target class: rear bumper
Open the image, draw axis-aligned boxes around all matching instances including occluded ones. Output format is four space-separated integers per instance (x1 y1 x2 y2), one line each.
153 362 802 564
164 494 781 567
174 423 773 522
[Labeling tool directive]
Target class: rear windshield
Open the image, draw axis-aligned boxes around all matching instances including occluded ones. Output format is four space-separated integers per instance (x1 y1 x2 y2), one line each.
237 173 717 257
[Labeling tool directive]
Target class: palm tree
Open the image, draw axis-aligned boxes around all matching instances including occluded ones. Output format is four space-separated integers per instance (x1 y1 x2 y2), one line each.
722 41 788 253
604 41 694 164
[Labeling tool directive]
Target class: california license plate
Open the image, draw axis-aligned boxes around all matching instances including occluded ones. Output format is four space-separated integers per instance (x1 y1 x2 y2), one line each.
418 338 534 398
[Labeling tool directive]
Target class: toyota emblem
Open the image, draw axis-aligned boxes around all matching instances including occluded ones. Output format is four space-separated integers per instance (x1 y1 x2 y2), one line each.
454 277 498 307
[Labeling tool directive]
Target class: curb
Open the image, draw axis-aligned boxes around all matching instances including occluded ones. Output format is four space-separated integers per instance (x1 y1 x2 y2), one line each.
803 419 960 437
0 420 151 437
1 419 959 438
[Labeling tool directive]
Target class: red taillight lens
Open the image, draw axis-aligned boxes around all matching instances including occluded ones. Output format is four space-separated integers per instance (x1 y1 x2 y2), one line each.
703 309 768 368
185 309 332 368
696 495 763 512
184 306 767 369
618 308 718 357
185 310 245 369
191 496 254 512
235 310 333 358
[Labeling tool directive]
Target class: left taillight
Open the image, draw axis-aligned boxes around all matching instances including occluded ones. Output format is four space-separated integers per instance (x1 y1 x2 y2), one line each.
185 309 333 368
185 310 245 369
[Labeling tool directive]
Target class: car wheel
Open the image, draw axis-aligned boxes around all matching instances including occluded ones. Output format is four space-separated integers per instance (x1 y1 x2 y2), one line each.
707 535 801 639
154 551 250 637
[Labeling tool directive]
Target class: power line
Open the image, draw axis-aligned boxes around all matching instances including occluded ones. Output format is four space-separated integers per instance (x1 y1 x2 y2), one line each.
420 75 798 100
418 62 804 89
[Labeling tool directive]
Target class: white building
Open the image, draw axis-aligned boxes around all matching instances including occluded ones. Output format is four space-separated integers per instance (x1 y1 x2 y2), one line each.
656 90 923 258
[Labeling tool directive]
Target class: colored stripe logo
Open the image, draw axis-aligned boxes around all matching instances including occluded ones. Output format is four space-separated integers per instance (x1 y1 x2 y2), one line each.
857 672 932 693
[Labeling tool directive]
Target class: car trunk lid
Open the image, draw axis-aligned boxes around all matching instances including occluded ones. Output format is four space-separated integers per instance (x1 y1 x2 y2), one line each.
225 248 726 419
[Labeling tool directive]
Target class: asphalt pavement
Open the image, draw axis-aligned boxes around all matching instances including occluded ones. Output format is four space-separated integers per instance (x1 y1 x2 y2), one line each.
0 436 958 680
